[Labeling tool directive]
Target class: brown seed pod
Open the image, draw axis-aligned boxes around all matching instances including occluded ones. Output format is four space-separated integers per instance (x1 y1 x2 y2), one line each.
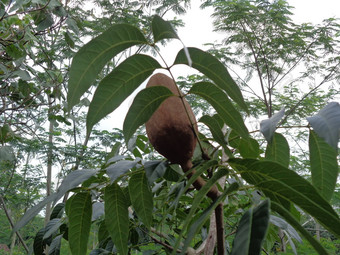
145 73 197 169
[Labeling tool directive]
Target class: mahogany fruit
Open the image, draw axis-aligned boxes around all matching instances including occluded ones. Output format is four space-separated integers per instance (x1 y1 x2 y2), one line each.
145 73 218 200
145 73 197 169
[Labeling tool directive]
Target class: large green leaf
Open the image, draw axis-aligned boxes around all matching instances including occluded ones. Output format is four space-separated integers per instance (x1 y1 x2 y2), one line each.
87 54 161 135
128 171 153 228
229 158 340 238
67 24 148 109
231 199 270 255
174 47 248 112
271 201 329 255
123 86 173 143
152 15 179 42
309 130 338 201
265 132 290 168
66 192 92 255
104 183 129 255
189 82 248 138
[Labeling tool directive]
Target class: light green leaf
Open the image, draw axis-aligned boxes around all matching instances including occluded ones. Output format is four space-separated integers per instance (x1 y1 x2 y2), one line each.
309 130 338 201
190 82 248 138
105 183 129 255
271 201 329 255
231 200 270 255
123 86 173 143
128 172 153 228
174 47 248 112
265 133 290 168
67 24 148 109
229 158 340 238
87 54 161 135
66 192 92 255
152 15 179 42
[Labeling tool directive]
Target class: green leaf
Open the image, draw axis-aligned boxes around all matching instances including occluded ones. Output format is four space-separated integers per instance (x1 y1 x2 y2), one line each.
199 114 232 156
105 183 129 255
123 86 173 143
87 54 161 135
265 133 290 168
271 201 329 255
174 168 229 254
174 47 248 112
238 137 260 159
229 158 340 238
50 203 65 220
231 200 270 255
67 24 148 109
189 82 248 138
309 130 338 201
152 15 179 42
66 192 92 255
128 172 153 228
180 181 239 255
33 228 45 255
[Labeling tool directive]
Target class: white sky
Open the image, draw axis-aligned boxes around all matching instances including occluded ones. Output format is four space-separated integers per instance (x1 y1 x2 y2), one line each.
101 0 340 130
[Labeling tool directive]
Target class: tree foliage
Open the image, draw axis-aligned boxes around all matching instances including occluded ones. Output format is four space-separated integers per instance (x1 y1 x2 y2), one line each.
1 0 339 254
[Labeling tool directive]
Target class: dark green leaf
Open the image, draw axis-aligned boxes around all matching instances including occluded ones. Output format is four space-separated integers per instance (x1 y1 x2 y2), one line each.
36 13 54 31
123 86 173 143
105 183 129 255
152 15 179 42
33 228 45 255
67 24 148 109
128 172 153 228
190 82 248 138
174 47 248 112
231 200 270 255
87 54 161 135
50 203 65 220
265 133 290 168
309 130 338 201
229 158 340 238
66 192 92 255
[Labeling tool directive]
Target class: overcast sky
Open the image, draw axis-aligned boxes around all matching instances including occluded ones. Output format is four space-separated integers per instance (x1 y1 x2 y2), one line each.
104 1 340 130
